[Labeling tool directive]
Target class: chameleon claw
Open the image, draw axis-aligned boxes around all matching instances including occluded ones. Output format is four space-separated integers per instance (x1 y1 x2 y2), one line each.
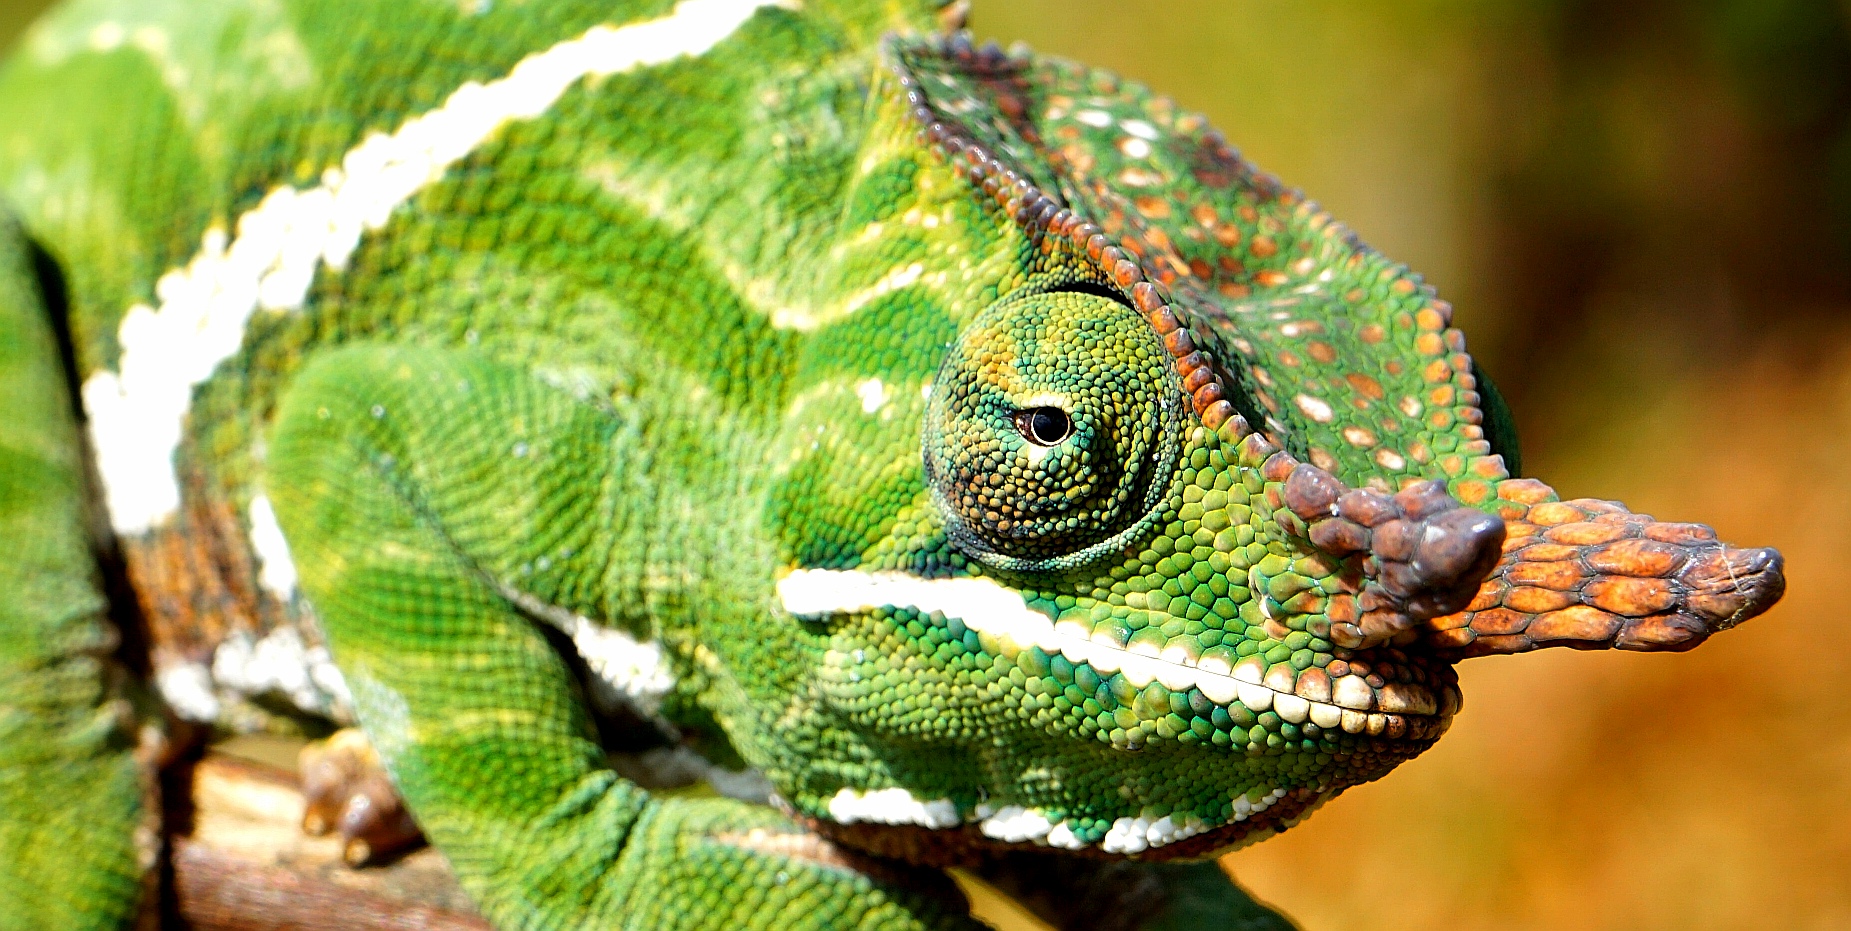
1426 480 1786 656
298 728 424 866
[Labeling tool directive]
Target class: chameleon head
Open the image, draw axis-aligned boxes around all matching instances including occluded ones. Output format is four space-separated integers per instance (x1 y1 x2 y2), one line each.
772 289 1472 861
755 34 1785 865
771 282 1781 864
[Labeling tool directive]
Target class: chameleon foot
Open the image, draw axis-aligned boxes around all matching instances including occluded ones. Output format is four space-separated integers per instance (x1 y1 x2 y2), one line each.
1426 479 1785 655
298 728 424 866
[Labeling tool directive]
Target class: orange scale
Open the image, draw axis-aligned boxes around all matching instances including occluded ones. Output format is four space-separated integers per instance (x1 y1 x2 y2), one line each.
1454 480 1492 506
1134 196 1171 219
1345 373 1384 399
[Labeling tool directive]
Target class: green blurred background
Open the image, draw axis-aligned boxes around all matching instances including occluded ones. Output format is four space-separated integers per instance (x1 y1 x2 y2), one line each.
4 1 1848 928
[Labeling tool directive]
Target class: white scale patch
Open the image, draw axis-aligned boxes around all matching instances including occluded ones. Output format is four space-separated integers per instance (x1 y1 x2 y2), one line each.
83 0 791 533
1295 393 1335 424
977 805 1053 843
1119 119 1159 140
246 494 297 599
827 787 959 830
155 661 220 723
855 377 888 414
1101 812 1206 855
211 625 352 719
568 615 676 717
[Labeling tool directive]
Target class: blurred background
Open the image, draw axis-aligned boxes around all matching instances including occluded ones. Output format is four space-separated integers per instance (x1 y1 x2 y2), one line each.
4 1 1848 928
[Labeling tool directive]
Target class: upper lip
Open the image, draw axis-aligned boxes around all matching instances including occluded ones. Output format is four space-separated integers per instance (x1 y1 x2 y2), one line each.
780 568 1456 743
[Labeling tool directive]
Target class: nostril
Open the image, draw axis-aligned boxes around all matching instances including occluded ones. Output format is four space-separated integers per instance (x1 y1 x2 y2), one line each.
1734 546 1786 610
1681 545 1787 627
1738 546 1782 578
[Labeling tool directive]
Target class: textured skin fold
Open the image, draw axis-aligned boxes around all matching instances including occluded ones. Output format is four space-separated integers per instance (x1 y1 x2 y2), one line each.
0 216 151 930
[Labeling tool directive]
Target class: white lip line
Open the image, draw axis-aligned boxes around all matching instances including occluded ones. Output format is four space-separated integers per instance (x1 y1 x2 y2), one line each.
80 0 790 534
776 569 1443 728
824 786 1300 852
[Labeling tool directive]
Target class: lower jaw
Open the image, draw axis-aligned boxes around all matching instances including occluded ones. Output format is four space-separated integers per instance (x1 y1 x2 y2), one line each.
798 787 1329 866
794 724 1447 867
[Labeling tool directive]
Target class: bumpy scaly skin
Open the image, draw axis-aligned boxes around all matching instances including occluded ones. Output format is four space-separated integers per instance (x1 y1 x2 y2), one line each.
0 0 1783 928
0 220 154 928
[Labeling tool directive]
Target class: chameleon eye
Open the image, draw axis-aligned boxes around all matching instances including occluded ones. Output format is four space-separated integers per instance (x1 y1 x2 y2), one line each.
924 290 1187 570
1014 406 1072 446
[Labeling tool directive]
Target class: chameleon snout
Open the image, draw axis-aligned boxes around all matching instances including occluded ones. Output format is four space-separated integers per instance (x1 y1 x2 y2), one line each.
1653 543 1784 641
1421 480 1787 656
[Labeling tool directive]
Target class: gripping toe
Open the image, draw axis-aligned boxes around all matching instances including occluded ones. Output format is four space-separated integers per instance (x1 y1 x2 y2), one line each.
299 729 423 866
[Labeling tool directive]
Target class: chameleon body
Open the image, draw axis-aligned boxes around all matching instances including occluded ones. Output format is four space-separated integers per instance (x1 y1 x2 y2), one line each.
0 0 1786 928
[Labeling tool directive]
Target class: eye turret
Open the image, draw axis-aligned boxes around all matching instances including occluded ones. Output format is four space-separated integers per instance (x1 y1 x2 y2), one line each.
923 290 1188 570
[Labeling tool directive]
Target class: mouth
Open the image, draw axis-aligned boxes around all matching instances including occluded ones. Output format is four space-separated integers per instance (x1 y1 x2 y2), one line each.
778 568 1457 739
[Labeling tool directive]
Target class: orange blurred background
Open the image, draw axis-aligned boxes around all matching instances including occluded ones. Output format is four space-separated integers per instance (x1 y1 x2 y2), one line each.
6 1 1849 928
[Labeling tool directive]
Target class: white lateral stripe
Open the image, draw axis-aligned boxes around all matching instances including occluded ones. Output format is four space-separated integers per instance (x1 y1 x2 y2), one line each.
778 569 1059 654
84 0 787 534
776 569 1361 718
247 494 298 599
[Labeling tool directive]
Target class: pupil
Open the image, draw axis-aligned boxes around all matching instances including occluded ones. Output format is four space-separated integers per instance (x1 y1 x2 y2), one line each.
1021 407 1071 446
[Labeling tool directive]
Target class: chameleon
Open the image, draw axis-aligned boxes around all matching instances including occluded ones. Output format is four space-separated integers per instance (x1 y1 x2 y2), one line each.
0 0 1787 928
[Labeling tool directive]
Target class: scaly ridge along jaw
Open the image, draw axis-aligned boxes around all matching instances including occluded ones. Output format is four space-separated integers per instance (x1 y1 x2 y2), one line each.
778 569 1458 741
